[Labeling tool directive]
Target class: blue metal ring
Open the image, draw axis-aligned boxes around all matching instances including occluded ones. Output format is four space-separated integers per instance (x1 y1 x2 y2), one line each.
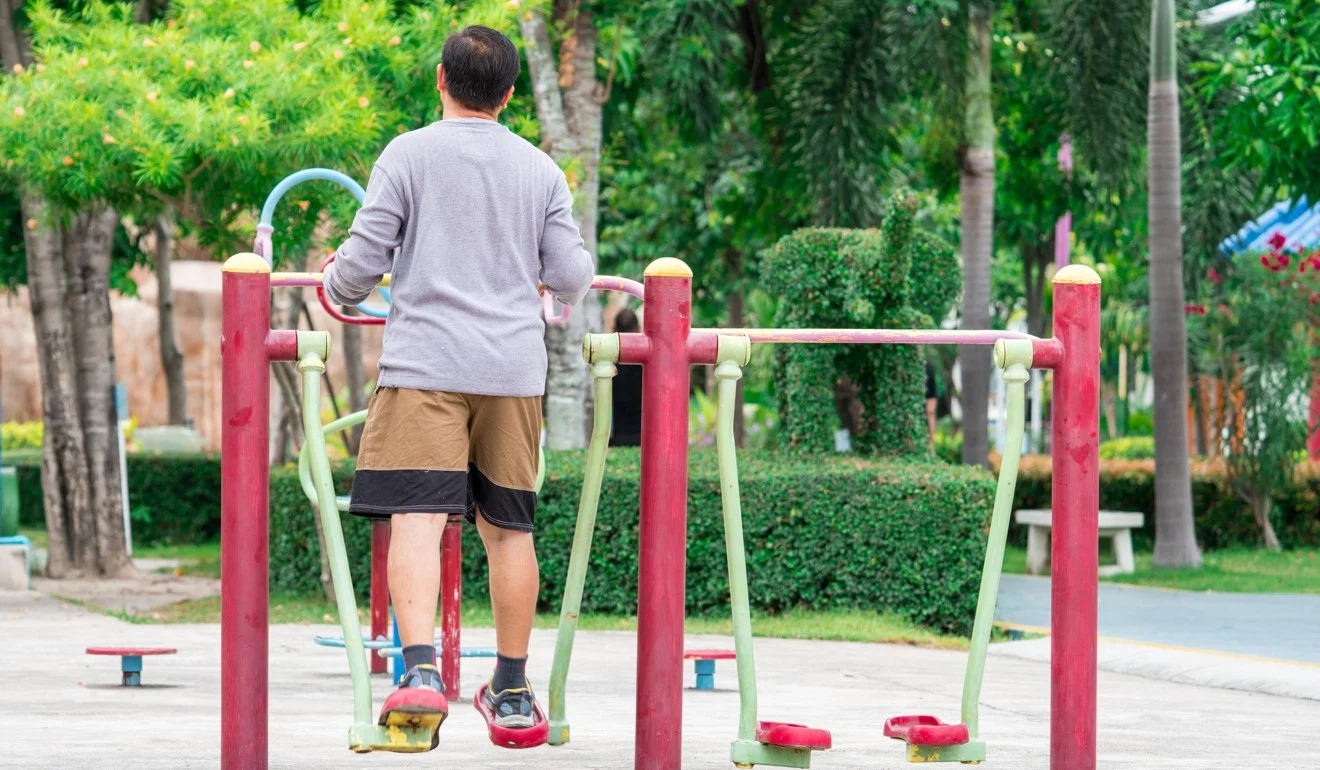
258 168 389 317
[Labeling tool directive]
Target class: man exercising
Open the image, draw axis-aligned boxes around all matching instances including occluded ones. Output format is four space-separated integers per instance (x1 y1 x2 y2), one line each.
325 25 594 748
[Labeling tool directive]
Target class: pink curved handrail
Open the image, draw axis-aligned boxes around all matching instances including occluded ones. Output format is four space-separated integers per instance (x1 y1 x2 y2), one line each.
544 276 645 326
315 256 386 326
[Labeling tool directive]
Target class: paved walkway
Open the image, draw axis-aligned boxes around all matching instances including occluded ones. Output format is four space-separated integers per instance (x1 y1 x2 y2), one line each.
996 574 1320 664
4 591 1320 769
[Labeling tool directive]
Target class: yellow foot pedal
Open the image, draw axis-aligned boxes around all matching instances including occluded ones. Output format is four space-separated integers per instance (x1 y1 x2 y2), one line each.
348 716 445 753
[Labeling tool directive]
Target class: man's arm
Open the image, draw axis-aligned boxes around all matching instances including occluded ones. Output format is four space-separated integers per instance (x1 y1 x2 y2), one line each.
539 172 594 307
324 161 405 307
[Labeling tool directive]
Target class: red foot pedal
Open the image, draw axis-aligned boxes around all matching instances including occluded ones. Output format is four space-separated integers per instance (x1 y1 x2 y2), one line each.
883 715 970 746
756 721 832 750
473 683 549 749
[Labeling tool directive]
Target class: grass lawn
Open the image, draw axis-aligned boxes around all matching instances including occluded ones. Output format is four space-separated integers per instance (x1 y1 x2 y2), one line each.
51 538 964 648
128 594 967 649
137 541 223 578
1004 545 1320 594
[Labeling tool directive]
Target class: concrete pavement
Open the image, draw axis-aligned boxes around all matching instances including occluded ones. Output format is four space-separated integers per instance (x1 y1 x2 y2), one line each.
2 591 1319 769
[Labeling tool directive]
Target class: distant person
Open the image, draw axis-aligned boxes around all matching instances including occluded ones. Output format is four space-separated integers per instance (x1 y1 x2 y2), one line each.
610 310 643 446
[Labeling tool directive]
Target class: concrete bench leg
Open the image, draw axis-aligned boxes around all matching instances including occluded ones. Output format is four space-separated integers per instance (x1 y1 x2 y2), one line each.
1026 525 1050 575
1112 529 1135 575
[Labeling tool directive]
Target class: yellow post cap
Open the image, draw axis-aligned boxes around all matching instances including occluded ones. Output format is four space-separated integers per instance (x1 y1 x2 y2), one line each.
643 257 692 278
1053 264 1101 285
224 253 271 274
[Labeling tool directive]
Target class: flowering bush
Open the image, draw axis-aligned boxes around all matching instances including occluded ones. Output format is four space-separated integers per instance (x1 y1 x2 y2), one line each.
1190 243 1317 549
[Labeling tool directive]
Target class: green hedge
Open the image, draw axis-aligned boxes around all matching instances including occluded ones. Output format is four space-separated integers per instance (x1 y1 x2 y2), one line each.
5 445 999 635
1009 456 1320 549
1098 437 1155 460
3 450 223 546
267 448 996 636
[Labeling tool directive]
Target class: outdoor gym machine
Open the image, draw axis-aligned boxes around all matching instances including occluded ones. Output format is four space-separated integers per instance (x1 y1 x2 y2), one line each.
219 245 644 766
545 257 1100 770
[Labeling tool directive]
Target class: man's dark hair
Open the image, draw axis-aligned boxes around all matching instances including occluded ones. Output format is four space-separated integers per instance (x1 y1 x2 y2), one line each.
441 26 520 113
615 309 639 333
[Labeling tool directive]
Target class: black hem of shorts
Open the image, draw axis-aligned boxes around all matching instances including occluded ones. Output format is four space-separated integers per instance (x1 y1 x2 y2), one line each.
346 466 536 532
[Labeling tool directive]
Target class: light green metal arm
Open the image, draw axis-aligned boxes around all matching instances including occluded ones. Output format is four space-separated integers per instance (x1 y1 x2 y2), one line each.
297 342 374 731
547 338 618 746
960 339 1032 740
715 349 759 743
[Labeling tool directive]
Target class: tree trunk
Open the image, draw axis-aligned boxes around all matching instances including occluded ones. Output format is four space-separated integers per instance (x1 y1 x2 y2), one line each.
1148 0 1201 568
729 288 746 448
522 6 604 450
64 207 135 578
23 197 134 577
1101 381 1118 441
339 306 366 454
0 0 32 71
269 286 304 465
959 7 995 468
1252 493 1282 552
22 197 93 578
153 214 189 426
1023 241 1050 338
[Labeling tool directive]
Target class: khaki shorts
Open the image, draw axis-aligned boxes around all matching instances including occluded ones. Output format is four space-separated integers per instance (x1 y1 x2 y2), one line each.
348 388 541 532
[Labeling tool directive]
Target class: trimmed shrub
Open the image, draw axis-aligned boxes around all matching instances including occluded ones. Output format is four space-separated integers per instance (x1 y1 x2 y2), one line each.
4 450 223 545
761 190 960 458
268 448 997 636
1006 456 1320 549
1098 437 1155 460
1 422 42 451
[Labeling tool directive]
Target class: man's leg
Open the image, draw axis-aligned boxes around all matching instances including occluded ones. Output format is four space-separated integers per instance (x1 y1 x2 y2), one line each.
389 513 447 654
475 513 539 659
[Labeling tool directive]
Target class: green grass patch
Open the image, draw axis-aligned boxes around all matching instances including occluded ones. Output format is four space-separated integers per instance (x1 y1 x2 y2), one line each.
19 528 47 548
110 594 967 649
1004 545 1320 594
137 540 221 578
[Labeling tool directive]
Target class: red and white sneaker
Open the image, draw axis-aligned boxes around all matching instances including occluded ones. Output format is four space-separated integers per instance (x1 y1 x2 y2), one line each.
378 664 448 751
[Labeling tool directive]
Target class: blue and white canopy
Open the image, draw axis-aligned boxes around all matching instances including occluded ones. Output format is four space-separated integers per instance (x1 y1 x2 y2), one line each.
1219 197 1320 256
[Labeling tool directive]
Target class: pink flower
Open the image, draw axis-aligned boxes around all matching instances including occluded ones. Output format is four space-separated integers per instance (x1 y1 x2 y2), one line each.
1269 231 1287 250
1207 267 1222 283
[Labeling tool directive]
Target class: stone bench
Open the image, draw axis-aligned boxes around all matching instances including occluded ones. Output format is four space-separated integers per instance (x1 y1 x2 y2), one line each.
1014 509 1145 577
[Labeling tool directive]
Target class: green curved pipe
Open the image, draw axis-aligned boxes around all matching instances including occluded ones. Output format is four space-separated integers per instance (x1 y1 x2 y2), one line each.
547 360 616 745
299 355 373 728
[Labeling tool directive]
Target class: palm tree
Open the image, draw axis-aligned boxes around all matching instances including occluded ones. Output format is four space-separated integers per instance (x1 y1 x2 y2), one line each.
959 2 996 467
1146 0 1201 567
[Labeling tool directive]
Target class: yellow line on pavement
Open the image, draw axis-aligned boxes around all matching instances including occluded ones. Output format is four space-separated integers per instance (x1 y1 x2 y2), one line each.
992 621 1320 670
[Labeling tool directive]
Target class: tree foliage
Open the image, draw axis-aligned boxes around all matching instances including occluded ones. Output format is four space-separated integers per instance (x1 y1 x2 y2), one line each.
0 0 524 263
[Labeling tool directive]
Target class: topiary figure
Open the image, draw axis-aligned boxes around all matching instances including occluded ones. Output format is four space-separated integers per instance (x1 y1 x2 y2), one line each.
762 189 959 456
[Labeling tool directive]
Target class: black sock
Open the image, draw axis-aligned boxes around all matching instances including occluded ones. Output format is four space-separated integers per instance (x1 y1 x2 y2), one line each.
402 644 437 673
492 654 527 693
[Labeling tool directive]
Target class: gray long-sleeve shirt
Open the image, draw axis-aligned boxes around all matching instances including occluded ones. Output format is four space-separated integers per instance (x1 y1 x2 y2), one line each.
324 118 595 397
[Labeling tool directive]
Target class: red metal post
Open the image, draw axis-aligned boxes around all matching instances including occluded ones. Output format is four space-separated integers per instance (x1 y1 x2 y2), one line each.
1307 357 1319 461
221 254 275 770
370 522 390 674
1048 265 1101 770
440 516 463 698
632 258 693 770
